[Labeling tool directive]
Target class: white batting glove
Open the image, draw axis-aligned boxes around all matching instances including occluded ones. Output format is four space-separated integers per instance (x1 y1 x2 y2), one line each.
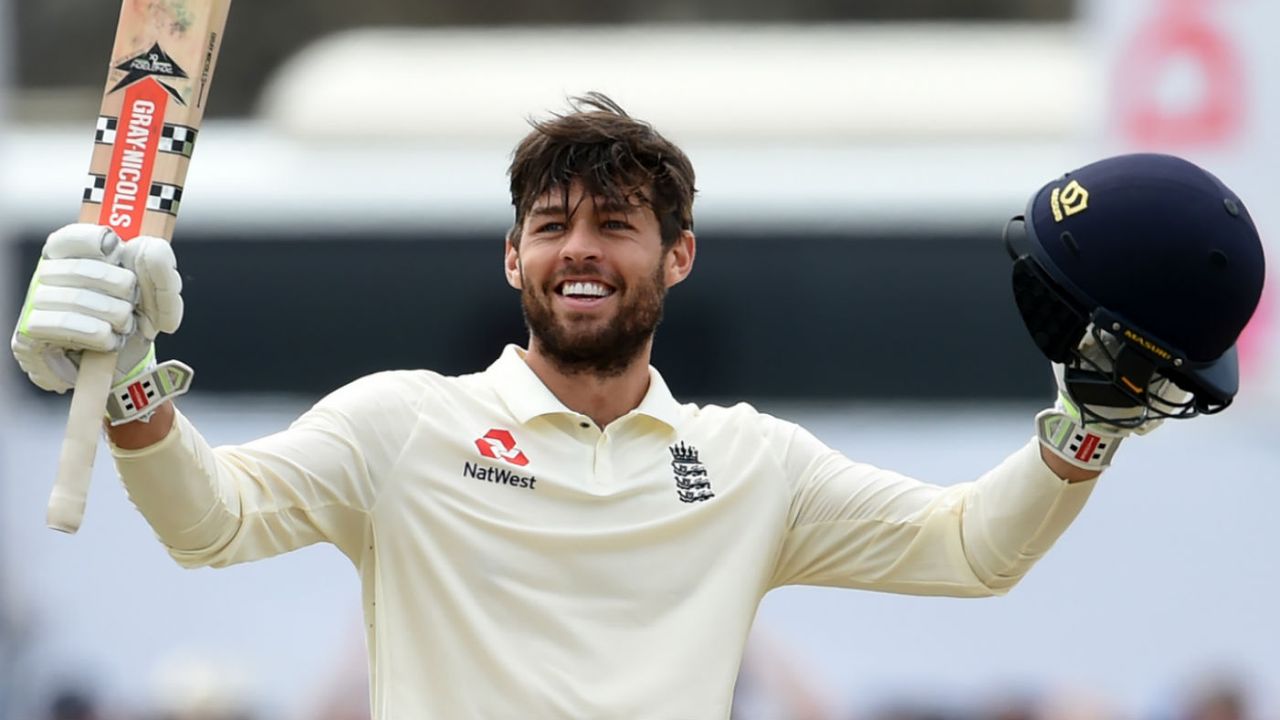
11 224 184 394
1036 326 1191 471
1035 382 1129 473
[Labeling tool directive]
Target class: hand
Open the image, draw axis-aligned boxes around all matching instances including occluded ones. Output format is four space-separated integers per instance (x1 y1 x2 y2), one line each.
1035 325 1190 472
1052 326 1192 437
11 224 183 394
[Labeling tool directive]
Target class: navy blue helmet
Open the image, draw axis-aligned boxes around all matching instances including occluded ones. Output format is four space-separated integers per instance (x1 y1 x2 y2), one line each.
1005 153 1266 426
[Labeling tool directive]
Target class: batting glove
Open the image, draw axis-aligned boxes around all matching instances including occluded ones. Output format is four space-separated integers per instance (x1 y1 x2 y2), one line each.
11 224 184 397
1035 326 1189 471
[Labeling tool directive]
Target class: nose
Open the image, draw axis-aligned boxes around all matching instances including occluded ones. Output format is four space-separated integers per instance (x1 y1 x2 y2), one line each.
559 221 603 263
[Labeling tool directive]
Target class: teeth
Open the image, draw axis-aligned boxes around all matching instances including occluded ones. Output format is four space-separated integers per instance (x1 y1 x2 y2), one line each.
561 281 611 297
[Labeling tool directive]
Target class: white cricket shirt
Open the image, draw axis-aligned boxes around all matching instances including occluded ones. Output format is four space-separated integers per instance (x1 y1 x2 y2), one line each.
112 345 1095 719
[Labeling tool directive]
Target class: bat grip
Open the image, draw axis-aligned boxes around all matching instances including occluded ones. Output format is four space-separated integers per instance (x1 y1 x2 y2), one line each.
48 350 117 533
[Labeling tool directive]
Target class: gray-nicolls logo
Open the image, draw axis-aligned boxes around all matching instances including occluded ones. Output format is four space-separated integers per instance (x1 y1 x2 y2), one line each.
669 442 714 503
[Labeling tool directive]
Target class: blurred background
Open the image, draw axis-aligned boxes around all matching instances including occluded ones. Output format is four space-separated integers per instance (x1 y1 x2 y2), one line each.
1 0 1277 718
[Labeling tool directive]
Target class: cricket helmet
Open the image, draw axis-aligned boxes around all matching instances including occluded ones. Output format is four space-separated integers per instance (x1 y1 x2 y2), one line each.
1004 153 1266 425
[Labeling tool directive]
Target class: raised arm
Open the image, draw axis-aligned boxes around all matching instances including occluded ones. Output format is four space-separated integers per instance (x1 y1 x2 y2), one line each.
107 371 418 567
13 224 415 567
766 419 1096 596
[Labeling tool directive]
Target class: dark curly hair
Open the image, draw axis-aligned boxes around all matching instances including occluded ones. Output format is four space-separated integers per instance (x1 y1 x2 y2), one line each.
507 92 696 249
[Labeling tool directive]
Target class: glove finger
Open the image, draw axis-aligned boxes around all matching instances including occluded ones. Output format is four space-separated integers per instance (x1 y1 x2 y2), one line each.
1150 375 1194 405
153 294 184 335
29 285 136 335
13 353 74 393
44 224 121 261
39 257 137 301
1076 329 1120 373
127 238 183 335
1131 418 1165 436
20 309 121 353
10 330 75 393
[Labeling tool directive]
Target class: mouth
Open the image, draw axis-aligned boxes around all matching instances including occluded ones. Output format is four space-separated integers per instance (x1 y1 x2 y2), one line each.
554 278 617 310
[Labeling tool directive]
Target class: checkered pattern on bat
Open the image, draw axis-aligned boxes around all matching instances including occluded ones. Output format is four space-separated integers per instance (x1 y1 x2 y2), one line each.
147 182 183 215
159 124 197 157
83 174 107 203
94 116 118 145
82 174 183 216
94 116 198 157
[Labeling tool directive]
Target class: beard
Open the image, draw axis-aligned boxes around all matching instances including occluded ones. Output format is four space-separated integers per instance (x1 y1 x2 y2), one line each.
521 260 667 377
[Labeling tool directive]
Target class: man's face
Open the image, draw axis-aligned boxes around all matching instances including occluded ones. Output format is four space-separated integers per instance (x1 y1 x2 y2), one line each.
505 182 694 376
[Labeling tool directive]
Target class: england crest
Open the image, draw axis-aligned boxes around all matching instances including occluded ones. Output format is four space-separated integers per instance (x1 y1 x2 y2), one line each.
669 442 714 503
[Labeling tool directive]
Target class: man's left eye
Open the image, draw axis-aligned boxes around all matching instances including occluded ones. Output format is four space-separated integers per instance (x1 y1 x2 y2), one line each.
603 220 631 230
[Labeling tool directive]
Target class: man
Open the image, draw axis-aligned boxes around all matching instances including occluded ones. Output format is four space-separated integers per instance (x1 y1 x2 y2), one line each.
11 94 1265 718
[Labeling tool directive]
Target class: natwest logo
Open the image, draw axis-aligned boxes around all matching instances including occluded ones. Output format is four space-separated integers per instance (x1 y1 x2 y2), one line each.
475 428 530 467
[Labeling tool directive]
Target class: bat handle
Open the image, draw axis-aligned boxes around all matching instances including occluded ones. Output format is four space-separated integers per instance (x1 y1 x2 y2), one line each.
48 350 118 533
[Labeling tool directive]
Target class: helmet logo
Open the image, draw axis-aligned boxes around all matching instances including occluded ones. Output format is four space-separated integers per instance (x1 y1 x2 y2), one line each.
1122 328 1173 361
1050 180 1090 221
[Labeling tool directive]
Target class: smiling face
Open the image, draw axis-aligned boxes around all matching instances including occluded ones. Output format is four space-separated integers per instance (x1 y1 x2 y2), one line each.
506 181 694 376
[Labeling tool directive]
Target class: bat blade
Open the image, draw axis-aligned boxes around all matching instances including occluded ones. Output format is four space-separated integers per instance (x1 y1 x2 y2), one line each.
49 0 232 534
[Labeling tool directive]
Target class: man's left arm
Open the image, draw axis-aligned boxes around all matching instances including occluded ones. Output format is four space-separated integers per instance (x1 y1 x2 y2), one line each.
767 420 1098 597
1042 446 1101 483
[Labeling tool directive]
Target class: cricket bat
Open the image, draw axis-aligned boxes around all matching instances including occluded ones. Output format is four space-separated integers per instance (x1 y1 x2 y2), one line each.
48 0 232 533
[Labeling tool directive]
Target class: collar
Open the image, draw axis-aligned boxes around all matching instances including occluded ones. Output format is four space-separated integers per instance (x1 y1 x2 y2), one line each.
487 344 682 430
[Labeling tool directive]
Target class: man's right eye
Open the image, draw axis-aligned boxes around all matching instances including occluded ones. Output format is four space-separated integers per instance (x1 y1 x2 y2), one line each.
535 222 565 233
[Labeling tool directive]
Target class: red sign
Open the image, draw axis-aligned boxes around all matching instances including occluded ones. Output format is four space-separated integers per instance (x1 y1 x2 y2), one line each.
98 77 168 240
1075 433 1101 463
127 381 150 411
1116 1 1244 146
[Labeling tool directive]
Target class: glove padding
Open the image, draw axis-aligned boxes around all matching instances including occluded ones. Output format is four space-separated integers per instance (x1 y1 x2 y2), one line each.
11 224 183 393
1036 325 1191 471
1054 326 1192 437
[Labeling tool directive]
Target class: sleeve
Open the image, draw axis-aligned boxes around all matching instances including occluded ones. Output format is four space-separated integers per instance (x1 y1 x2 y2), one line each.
767 421 1096 596
109 372 421 568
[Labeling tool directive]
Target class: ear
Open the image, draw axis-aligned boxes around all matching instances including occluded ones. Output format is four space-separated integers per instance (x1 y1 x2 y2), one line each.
664 230 696 288
505 236 523 290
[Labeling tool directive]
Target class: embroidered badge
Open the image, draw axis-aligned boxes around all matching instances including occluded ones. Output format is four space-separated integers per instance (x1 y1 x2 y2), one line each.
669 442 714 503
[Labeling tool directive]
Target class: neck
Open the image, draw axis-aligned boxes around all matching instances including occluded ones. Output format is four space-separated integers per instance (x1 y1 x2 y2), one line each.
522 339 654 428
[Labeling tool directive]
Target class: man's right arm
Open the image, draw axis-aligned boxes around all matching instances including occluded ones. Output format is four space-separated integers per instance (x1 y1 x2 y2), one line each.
107 371 420 569
11 225 408 567
107 400 176 450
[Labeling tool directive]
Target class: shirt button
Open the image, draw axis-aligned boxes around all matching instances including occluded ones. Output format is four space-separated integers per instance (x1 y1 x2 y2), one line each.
579 422 590 428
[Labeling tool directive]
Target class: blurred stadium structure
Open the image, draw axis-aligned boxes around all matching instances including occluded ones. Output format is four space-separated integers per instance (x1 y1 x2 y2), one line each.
12 0 1073 120
1 0 1276 718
